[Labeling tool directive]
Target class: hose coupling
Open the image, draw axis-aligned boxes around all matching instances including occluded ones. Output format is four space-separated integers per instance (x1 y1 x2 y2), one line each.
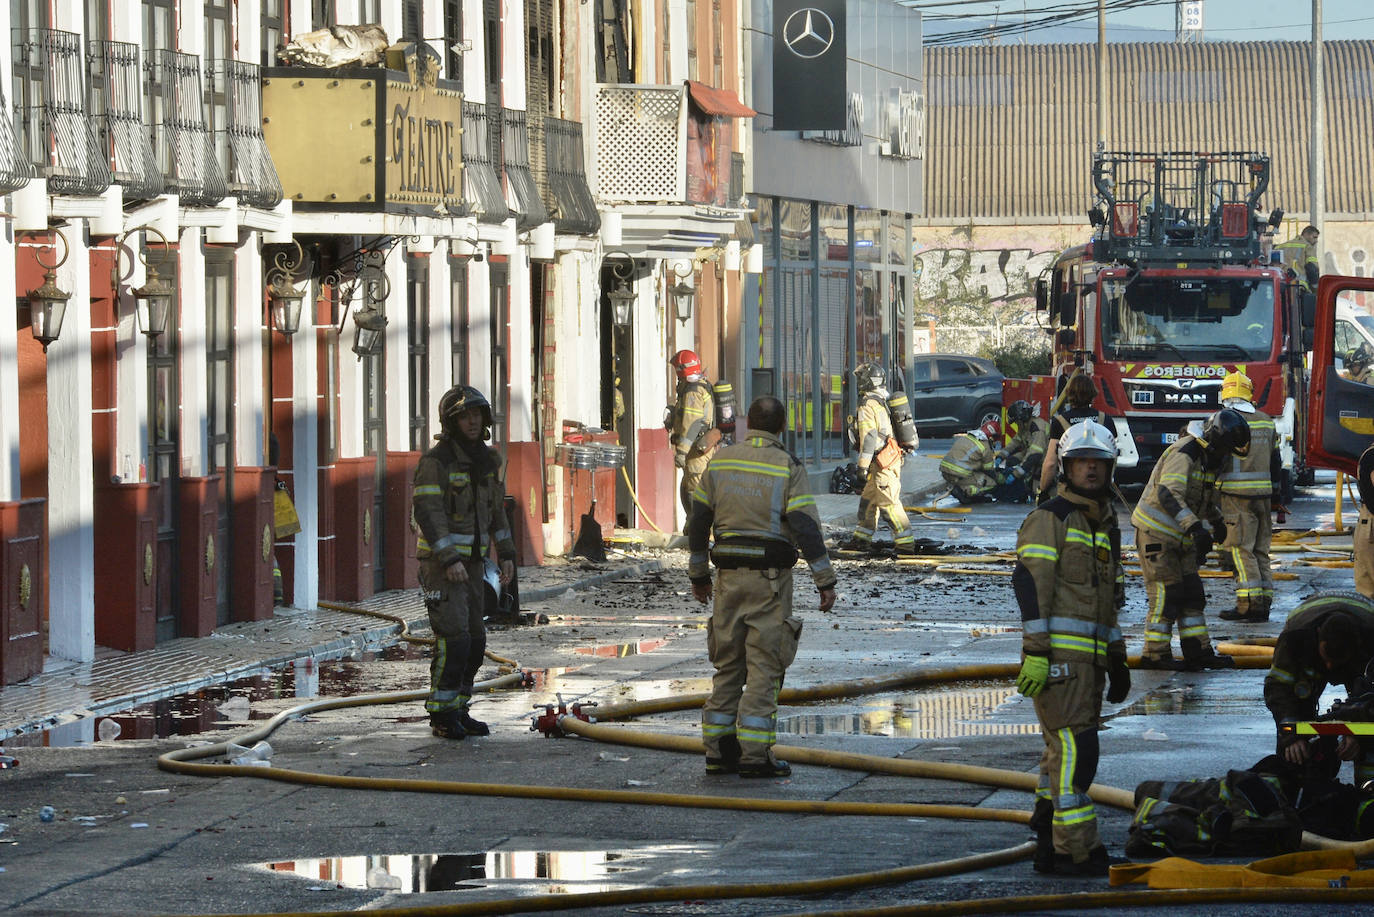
530 694 598 737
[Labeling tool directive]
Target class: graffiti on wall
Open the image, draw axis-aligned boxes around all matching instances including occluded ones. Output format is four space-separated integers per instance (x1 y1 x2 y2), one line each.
915 247 1058 304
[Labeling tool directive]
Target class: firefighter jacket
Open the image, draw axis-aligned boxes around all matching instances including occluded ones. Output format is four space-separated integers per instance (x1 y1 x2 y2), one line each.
687 431 837 592
1002 417 1049 475
1013 488 1125 667
672 379 715 463
1050 407 1108 441
1130 436 1220 543
1275 237 1320 291
413 436 517 569
1264 594 1374 729
941 432 994 481
854 393 894 473
1217 407 1281 499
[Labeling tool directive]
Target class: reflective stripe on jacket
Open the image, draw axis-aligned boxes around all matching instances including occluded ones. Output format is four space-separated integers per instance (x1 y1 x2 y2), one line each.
1130 436 1214 542
413 436 516 568
941 433 993 480
673 380 715 461
1217 408 1277 497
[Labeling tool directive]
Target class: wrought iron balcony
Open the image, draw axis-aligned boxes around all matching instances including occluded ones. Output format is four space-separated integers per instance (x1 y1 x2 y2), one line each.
0 85 35 195
593 82 752 208
209 60 282 210
502 108 547 231
13 28 111 195
88 40 162 201
148 50 227 207
543 117 599 235
461 100 508 224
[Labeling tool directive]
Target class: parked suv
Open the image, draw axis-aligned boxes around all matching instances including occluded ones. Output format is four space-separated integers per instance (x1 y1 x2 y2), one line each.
907 353 1005 435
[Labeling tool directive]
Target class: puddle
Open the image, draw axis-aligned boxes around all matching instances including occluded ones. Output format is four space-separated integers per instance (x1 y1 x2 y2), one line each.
572 638 670 657
260 844 714 895
777 684 1040 739
1112 683 1275 719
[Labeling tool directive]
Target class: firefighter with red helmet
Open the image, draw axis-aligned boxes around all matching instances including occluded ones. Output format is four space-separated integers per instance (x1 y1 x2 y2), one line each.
412 385 517 740
939 421 1000 504
668 349 730 533
1014 420 1128 876
1132 408 1248 671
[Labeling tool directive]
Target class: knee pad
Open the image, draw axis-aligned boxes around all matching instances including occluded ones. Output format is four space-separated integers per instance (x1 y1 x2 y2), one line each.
1072 727 1101 790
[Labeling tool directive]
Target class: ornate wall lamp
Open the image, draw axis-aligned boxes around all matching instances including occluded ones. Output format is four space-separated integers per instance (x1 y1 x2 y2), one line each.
321 247 393 359
604 252 637 328
668 261 695 325
265 239 308 337
27 228 71 352
113 226 175 340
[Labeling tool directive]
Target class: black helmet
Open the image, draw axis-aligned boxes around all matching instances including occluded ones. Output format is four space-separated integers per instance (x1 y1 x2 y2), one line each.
1351 342 1373 372
1200 408 1250 466
438 385 493 440
1008 400 1034 424
853 362 886 393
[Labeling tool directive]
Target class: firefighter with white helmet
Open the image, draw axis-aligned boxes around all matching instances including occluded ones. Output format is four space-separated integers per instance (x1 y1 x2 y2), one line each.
412 385 516 739
1132 408 1249 670
843 362 915 554
1013 420 1127 876
1215 370 1282 623
939 420 1000 504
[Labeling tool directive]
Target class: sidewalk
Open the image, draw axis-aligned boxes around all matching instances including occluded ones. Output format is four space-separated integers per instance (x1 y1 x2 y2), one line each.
0 555 667 745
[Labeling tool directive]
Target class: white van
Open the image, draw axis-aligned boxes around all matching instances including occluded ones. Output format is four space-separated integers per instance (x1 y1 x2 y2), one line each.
1334 300 1374 368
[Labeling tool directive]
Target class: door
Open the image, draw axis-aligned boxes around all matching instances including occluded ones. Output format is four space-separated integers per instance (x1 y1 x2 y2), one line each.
489 261 510 448
1308 276 1374 475
205 247 234 626
361 264 388 594
147 245 181 641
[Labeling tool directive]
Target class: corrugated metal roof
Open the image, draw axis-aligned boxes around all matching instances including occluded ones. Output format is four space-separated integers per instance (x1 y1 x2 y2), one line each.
924 41 1374 220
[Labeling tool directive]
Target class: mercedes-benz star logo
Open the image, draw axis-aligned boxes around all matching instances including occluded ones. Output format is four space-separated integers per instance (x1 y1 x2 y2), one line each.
782 7 835 60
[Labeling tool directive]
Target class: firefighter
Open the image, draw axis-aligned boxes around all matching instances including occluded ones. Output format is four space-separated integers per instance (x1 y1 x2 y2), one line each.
689 396 838 778
669 350 722 533
1275 224 1320 292
1039 373 1109 502
939 422 1000 505
1216 371 1282 623
844 362 915 555
1264 592 1374 784
1347 343 1373 385
1132 409 1249 671
412 385 517 740
1014 420 1128 876
996 400 1049 503
1357 445 1374 599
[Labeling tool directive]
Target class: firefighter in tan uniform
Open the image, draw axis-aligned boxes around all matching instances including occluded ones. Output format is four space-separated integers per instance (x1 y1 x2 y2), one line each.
1275 224 1320 293
1215 371 1282 623
996 400 1050 503
1132 409 1249 671
845 363 915 554
412 386 517 740
689 396 837 778
1357 445 1374 599
1013 420 1128 876
939 422 999 504
669 349 725 533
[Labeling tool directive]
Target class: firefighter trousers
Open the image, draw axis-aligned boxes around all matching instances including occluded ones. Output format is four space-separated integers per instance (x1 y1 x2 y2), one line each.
1033 660 1106 861
1357 505 1374 600
1136 528 1215 661
680 449 712 533
1219 493 1273 614
854 465 913 549
701 567 803 767
418 557 487 714
942 468 998 502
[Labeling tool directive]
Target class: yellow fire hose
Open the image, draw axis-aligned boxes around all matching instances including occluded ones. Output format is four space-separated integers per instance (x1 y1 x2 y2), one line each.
620 464 665 534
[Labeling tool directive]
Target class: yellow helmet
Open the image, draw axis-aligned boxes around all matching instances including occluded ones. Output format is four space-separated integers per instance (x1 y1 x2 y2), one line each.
1219 370 1253 403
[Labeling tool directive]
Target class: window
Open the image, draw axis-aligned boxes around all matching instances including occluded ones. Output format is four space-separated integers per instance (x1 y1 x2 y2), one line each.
261 0 284 67
401 0 422 40
205 248 235 472
595 0 632 82
444 0 463 86
205 0 231 178
450 255 469 384
85 0 110 43
937 359 972 379
911 358 931 382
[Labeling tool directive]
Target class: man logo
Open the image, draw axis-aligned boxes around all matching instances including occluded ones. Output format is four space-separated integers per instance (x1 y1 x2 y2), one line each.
783 7 835 59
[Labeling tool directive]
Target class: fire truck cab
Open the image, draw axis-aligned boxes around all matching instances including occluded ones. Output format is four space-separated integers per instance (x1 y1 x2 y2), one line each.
1031 151 1306 485
1307 274 1374 476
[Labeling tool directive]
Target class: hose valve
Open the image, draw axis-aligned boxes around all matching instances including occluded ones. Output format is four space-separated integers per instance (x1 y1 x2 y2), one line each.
529 693 597 737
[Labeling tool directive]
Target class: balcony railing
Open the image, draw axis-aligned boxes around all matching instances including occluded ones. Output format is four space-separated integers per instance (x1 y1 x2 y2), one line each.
149 50 226 207
88 40 162 201
502 108 546 230
0 85 35 194
210 60 282 209
461 100 509 224
544 117 599 235
14 28 111 195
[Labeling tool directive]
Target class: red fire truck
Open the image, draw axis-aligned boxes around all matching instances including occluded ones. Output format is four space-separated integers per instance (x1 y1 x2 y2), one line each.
1024 151 1307 487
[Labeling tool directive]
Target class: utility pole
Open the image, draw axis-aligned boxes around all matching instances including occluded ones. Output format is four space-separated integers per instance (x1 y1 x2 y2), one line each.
1311 0 1325 239
1096 0 1105 148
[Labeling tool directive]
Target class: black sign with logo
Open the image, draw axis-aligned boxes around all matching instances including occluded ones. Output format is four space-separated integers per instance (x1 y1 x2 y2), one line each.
773 0 847 131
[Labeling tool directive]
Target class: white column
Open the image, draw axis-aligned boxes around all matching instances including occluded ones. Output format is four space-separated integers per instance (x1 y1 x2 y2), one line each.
179 229 209 475
383 249 409 451
508 251 533 441
113 233 151 483
291 293 320 610
235 239 267 466
468 260 492 389
0 220 18 501
430 240 454 399
46 222 95 662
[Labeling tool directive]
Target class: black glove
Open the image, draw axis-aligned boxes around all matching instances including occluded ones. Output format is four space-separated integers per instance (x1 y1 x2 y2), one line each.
1188 522 1213 564
1211 520 1228 546
1106 657 1131 703
855 465 869 487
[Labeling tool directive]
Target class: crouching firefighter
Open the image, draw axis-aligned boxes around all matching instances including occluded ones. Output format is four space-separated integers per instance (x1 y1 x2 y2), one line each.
689 396 837 778
412 385 517 740
1013 420 1128 876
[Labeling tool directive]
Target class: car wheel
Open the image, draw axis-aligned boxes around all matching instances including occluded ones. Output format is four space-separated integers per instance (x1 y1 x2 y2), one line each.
971 402 1001 429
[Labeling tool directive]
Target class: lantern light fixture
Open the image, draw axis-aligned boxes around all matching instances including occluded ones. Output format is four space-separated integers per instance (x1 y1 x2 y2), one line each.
266 239 308 337
27 227 71 352
604 251 637 328
114 225 175 340
669 261 695 325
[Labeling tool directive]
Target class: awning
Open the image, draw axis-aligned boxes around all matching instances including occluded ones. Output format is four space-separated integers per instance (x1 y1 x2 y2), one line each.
686 80 756 119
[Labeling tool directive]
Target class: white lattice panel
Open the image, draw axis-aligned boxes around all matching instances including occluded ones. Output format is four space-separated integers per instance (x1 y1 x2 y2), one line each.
594 84 684 202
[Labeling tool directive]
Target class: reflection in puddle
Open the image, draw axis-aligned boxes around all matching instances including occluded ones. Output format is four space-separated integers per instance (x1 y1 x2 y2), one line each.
1113 685 1267 718
263 844 713 895
573 638 669 657
778 684 1040 739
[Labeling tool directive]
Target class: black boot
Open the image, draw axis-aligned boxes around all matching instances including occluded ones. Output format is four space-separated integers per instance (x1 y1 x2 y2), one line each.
705 735 741 774
430 712 467 740
739 756 791 778
1029 798 1055 874
1182 639 1235 670
458 710 490 736
1135 652 1187 671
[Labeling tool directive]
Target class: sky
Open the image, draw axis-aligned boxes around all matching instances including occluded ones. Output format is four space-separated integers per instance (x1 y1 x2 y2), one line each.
907 0 1374 45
